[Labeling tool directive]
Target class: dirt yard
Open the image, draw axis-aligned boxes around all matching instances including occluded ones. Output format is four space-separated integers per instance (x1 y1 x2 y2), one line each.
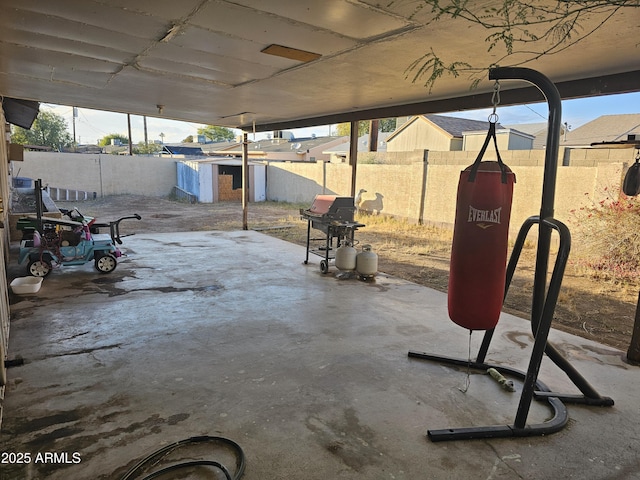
51 194 639 352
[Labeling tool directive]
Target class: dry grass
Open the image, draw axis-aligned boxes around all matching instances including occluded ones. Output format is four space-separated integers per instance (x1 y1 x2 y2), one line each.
262 207 638 350
569 193 640 284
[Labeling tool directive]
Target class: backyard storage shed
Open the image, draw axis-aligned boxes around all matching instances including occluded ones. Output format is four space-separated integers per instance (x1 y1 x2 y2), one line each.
463 127 535 151
177 158 266 203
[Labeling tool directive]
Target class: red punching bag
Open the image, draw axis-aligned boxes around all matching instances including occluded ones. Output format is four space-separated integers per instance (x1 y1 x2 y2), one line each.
448 122 516 330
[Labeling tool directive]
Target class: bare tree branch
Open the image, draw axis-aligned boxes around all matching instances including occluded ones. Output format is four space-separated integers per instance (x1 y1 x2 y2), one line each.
400 0 638 91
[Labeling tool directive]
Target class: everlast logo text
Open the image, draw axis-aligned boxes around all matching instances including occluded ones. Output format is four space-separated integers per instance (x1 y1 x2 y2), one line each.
468 206 502 226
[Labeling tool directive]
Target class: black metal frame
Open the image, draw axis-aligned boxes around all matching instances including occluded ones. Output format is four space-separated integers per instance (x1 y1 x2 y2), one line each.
92 214 142 245
303 220 363 274
409 67 613 442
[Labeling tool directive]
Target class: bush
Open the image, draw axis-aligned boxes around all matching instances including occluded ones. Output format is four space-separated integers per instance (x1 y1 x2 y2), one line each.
570 190 640 283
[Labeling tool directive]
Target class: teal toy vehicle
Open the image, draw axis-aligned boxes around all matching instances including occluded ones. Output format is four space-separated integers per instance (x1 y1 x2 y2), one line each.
18 209 141 277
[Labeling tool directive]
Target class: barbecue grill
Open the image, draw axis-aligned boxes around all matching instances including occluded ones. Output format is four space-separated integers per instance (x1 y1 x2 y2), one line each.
300 195 365 273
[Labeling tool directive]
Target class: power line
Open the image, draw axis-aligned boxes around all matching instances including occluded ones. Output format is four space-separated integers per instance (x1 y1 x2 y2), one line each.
523 103 547 121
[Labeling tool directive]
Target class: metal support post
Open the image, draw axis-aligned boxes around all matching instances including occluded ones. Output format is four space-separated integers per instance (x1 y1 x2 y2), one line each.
626 291 640 365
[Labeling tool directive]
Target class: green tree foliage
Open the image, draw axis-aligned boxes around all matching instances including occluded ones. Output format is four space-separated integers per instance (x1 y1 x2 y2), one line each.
182 135 194 143
98 133 129 147
133 142 162 155
197 125 236 142
379 118 397 132
10 110 73 150
402 0 639 91
336 118 397 136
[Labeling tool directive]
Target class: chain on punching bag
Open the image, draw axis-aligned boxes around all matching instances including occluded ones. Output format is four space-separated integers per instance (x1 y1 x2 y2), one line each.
448 87 516 331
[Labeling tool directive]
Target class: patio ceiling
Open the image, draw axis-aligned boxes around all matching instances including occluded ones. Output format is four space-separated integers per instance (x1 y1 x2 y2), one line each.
0 0 638 132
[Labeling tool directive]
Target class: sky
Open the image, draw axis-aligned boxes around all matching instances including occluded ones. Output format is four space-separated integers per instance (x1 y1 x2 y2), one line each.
43 91 640 145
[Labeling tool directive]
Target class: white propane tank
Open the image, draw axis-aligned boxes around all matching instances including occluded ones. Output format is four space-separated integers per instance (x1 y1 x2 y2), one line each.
356 244 378 277
335 240 357 271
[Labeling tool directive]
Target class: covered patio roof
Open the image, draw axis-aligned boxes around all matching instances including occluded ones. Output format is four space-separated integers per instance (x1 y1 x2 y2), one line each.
0 1 638 132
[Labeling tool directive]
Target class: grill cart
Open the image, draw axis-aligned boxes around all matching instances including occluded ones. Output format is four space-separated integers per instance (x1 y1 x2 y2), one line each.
300 195 364 274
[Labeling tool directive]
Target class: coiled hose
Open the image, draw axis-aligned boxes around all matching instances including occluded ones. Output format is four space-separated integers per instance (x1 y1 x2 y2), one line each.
120 435 246 480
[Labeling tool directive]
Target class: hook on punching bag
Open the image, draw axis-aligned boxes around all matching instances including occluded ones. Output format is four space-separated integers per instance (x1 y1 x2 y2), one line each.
448 121 516 331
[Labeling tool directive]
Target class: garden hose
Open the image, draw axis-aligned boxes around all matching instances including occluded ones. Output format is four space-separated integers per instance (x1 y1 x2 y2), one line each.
120 435 245 480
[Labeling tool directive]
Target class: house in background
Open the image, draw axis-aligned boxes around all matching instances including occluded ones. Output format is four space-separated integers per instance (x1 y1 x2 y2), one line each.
561 114 640 147
386 115 489 152
385 114 533 152
207 136 346 162
322 132 391 163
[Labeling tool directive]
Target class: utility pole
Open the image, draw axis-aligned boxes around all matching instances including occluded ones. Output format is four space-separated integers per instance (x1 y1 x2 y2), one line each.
127 113 133 155
242 132 249 230
369 119 379 152
349 121 358 197
72 107 78 146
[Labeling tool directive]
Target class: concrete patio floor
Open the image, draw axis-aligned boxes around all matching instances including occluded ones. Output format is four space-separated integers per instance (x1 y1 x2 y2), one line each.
1 230 638 479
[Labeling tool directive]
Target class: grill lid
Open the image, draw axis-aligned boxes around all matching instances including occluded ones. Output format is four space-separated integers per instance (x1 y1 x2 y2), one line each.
307 195 340 214
302 195 356 222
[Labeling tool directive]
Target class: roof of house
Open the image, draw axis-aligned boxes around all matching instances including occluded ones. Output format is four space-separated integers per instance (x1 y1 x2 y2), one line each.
387 114 502 142
162 144 204 156
248 136 343 153
426 114 499 137
323 132 391 155
562 114 640 146
202 136 344 156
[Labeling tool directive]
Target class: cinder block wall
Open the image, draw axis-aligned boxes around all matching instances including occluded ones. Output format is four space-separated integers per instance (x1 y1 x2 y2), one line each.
266 147 630 232
12 152 177 196
266 161 352 203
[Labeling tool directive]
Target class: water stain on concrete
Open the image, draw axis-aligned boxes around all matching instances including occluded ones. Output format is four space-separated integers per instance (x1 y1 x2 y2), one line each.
0 390 192 480
396 324 431 336
80 279 224 298
306 407 380 472
554 341 629 370
167 413 190 425
505 331 532 349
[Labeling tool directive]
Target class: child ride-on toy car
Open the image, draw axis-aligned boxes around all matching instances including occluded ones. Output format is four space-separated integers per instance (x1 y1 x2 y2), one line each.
18 210 141 277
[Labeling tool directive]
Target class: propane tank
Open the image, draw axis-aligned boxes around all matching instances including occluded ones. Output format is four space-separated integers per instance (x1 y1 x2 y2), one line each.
335 240 357 271
356 244 378 278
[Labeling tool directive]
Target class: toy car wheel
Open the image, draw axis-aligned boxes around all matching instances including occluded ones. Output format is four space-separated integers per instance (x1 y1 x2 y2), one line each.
95 254 117 274
27 258 52 277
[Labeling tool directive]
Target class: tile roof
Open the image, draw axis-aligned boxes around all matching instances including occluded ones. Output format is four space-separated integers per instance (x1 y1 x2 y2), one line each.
562 114 640 146
387 114 503 142
425 114 501 137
